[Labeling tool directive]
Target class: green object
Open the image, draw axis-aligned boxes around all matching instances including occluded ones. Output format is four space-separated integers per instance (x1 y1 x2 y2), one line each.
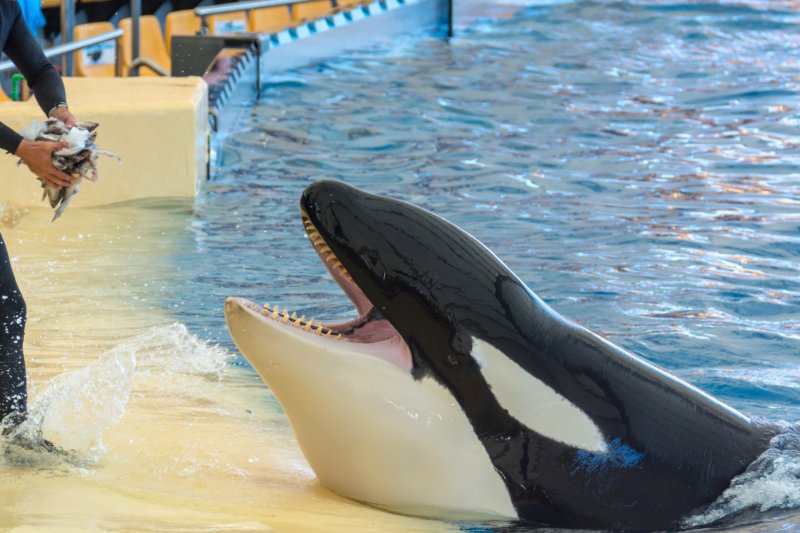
10 74 24 101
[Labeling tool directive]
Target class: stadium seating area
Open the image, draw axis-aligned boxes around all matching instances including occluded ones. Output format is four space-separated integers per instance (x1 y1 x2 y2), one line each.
32 0 368 80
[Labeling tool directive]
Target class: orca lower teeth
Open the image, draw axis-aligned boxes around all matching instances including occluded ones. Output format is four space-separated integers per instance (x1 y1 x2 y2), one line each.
253 302 341 339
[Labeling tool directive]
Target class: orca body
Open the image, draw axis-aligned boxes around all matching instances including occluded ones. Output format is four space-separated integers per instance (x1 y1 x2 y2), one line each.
225 180 775 530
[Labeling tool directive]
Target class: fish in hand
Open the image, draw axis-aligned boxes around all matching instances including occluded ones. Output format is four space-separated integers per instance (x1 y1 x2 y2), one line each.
20 118 120 221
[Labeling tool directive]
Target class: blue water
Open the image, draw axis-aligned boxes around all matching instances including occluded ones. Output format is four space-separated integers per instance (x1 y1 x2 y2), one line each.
174 1 800 528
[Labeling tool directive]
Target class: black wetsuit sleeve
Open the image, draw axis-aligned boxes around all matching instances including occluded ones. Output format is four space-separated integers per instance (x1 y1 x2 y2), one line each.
0 2 68 154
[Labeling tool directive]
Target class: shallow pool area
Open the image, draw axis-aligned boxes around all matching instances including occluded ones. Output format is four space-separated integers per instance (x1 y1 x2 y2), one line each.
0 203 454 532
213 0 800 424
2 0 800 530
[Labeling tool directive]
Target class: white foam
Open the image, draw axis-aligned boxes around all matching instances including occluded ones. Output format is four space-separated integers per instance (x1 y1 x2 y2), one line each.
687 367 800 390
7 323 231 463
0 203 27 229
34 345 135 458
685 425 800 528
131 323 230 377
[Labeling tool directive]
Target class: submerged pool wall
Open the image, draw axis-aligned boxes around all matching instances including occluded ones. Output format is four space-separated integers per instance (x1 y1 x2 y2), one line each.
172 0 451 167
261 0 451 75
0 77 208 210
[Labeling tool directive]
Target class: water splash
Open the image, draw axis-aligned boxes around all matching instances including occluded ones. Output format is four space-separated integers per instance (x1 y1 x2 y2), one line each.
131 322 230 377
0 203 28 229
685 425 800 528
2 323 231 466
0 344 134 468
34 344 136 460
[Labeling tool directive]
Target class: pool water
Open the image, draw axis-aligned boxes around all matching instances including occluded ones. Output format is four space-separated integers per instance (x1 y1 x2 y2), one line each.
3 0 800 530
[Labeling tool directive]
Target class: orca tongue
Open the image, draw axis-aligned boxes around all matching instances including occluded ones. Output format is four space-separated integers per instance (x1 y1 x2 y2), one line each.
325 308 400 344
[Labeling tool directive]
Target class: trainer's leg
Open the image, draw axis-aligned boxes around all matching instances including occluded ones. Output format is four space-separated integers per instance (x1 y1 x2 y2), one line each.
0 233 27 425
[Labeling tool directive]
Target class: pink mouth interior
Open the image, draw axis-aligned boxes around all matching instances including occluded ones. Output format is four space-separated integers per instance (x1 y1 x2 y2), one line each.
301 215 413 370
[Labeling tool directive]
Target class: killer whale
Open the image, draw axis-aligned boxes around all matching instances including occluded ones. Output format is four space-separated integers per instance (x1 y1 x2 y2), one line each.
225 180 775 530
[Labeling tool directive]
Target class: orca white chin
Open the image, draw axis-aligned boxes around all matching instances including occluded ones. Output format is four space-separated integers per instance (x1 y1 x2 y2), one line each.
223 301 517 522
223 216 517 521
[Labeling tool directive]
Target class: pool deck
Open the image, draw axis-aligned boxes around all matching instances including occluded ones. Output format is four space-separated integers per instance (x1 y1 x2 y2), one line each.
0 0 454 212
0 77 208 210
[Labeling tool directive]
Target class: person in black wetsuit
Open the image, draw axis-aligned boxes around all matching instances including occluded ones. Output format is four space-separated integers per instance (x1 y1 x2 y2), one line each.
1 0 78 429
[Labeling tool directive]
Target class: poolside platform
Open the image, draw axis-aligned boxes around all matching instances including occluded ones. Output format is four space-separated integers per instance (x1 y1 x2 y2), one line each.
0 0 450 211
0 76 208 209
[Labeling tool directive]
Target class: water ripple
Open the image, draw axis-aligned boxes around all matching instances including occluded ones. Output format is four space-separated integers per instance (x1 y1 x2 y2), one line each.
203 0 800 432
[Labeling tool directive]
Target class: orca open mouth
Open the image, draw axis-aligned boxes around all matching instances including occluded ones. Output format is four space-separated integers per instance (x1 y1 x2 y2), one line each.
236 212 412 371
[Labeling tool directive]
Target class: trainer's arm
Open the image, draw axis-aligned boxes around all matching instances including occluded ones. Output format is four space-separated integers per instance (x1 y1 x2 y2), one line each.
4 2 68 115
0 121 23 156
0 2 75 187
0 2 76 155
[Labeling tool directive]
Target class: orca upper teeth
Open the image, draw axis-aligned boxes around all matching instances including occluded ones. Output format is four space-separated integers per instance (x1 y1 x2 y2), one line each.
304 218 353 283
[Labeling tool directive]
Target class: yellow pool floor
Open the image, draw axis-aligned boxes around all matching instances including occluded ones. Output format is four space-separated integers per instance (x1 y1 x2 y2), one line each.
0 203 454 533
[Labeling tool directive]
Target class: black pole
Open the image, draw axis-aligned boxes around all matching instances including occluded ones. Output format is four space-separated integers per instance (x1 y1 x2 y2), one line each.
447 0 453 37
60 0 75 75
131 0 141 76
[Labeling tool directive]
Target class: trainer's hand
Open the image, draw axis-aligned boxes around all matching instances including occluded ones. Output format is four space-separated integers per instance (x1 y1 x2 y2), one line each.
15 139 75 189
48 106 76 128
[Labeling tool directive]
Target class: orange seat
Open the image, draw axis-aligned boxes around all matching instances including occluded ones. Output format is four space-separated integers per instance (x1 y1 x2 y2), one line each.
0 88 11 102
292 0 333 22
207 12 248 35
73 22 116 77
334 0 365 8
165 9 202 53
119 16 171 76
248 6 291 33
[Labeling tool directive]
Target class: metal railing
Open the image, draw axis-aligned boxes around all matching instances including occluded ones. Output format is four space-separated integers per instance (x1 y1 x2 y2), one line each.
131 0 141 76
46 0 333 77
194 0 329 32
60 0 76 74
0 29 124 75
53 0 142 77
